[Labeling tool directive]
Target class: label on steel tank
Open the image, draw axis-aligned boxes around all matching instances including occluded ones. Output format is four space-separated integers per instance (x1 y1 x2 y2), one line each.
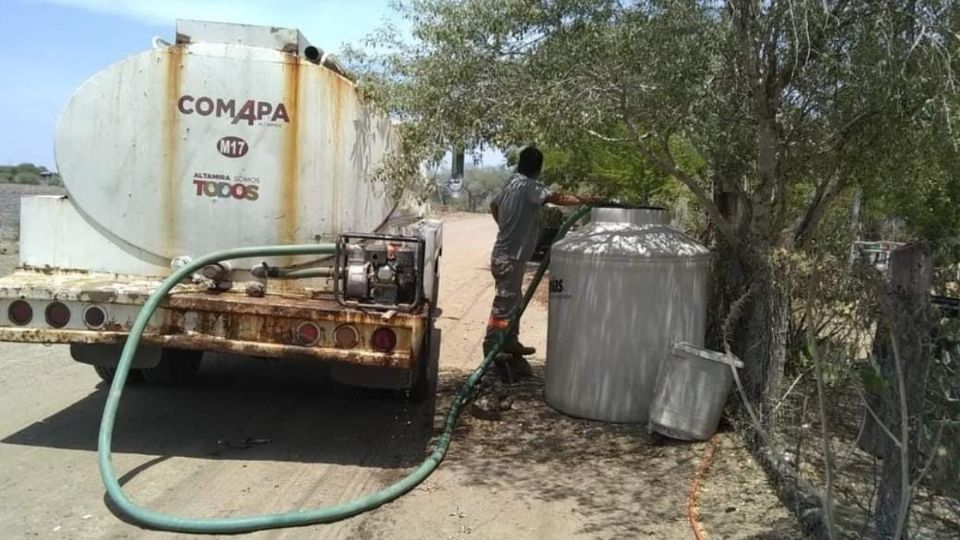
216 136 249 158
177 95 290 126
192 172 260 201
549 276 571 298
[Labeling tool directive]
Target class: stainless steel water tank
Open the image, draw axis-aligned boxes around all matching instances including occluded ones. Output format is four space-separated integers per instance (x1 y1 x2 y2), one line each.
545 207 711 422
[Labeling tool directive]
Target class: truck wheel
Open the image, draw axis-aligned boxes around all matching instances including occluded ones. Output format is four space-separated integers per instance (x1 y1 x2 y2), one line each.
141 349 203 385
93 365 145 384
409 273 441 402
409 326 439 402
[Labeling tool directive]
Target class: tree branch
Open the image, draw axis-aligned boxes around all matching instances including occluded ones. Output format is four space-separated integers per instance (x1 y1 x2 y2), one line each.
625 122 738 245
584 128 628 144
730 0 763 100
889 331 912 540
910 418 946 491
725 338 836 540
783 173 850 249
732 0 780 237
809 323 838 540
778 0 855 92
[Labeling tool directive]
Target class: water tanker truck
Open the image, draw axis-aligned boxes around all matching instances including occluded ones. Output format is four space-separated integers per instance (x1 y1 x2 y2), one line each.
0 20 442 399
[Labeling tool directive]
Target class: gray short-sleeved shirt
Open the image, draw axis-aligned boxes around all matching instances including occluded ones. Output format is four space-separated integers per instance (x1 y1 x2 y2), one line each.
491 172 553 261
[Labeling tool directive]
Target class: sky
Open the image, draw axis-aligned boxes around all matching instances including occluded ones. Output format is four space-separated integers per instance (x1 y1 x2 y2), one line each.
0 0 504 170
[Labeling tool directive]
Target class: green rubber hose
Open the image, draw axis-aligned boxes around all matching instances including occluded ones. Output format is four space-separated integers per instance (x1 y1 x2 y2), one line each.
98 206 591 533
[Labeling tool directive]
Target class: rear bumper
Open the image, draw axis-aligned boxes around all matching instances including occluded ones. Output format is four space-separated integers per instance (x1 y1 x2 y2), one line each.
0 328 414 368
0 270 427 370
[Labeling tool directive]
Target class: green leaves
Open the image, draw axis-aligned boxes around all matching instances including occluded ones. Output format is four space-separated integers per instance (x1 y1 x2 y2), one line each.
858 363 890 395
0 163 61 186
347 0 960 249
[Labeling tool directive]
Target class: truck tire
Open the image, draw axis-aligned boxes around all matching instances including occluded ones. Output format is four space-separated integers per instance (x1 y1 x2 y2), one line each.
141 348 203 385
409 326 439 403
93 365 145 384
409 270 440 402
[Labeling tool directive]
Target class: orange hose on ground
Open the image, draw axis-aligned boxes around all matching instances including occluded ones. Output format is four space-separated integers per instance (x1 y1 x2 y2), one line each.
687 435 722 540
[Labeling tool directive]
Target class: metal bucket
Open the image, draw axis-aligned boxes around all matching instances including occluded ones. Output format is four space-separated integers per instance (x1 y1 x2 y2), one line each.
649 342 744 441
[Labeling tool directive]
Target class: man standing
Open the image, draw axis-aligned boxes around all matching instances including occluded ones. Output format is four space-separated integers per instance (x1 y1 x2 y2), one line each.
483 146 597 386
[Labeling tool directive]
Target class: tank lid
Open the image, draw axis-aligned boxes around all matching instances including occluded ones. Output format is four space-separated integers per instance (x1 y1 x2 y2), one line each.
175 20 311 53
554 220 710 259
591 206 668 226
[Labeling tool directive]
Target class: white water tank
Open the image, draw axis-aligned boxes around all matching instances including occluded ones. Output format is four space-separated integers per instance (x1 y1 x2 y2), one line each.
545 207 711 422
54 20 398 269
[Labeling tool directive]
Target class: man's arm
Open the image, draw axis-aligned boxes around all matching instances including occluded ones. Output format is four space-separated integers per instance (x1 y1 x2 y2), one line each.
545 192 604 206
490 201 499 224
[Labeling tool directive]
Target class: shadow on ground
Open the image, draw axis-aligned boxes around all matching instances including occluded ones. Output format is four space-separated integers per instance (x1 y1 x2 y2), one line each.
3 352 436 468
436 365 802 540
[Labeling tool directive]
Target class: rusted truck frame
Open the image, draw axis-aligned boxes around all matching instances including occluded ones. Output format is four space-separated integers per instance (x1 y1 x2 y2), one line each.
0 255 438 395
0 271 424 367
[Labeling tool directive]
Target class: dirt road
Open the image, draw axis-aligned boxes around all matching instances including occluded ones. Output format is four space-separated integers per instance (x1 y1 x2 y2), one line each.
0 213 799 539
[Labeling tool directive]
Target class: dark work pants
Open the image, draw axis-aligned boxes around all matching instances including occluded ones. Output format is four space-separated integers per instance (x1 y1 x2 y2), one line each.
484 253 524 351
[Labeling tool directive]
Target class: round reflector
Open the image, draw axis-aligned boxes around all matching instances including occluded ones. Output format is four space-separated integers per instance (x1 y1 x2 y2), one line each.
371 327 397 353
83 305 107 329
334 325 359 348
296 322 321 346
45 302 71 328
8 300 33 326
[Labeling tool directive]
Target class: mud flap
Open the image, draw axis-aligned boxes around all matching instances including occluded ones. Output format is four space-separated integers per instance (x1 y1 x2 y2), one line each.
328 363 413 390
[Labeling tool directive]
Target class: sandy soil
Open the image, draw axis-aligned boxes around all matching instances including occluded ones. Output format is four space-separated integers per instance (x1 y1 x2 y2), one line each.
0 210 800 539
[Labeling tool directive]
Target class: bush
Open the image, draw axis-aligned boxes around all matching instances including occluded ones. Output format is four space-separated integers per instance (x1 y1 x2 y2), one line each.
43 174 64 187
0 163 59 185
15 163 41 175
12 172 41 185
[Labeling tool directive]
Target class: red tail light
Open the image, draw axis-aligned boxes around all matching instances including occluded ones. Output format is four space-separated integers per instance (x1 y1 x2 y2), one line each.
371 327 397 353
45 302 71 328
334 325 359 348
83 306 107 329
8 301 32 326
296 322 321 346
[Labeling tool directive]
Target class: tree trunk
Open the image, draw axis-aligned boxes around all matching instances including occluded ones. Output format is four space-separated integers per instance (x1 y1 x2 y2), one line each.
847 189 863 268
706 211 837 539
868 244 933 540
735 246 788 433
709 238 787 435
464 188 475 212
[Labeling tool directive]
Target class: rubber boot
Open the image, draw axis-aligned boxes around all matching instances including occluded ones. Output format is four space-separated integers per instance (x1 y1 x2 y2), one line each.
505 355 533 378
493 354 518 384
501 341 536 356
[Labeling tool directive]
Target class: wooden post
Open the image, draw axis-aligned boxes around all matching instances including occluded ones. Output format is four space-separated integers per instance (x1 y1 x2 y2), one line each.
857 244 932 538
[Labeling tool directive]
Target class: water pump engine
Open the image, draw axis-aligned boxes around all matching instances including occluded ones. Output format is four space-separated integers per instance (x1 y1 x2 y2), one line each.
337 233 424 310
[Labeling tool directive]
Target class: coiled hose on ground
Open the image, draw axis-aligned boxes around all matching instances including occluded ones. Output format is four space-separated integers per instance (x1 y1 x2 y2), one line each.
98 206 593 533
